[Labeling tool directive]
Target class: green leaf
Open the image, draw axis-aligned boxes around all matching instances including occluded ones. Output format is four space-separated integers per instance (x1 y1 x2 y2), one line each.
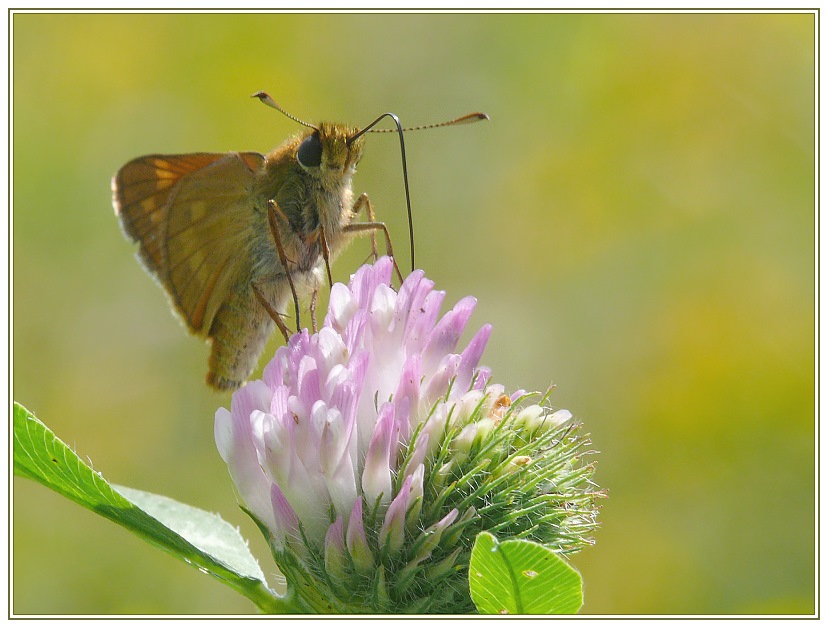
13 401 296 614
469 531 583 615
114 485 266 585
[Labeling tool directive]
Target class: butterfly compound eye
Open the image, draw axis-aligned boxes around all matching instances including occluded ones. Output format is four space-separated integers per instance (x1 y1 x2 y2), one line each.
297 133 323 168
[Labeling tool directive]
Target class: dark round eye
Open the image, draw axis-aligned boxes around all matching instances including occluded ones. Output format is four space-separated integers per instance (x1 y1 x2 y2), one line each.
297 133 322 168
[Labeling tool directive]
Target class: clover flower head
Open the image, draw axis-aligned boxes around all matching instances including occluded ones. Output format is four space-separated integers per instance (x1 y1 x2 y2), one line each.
215 258 600 614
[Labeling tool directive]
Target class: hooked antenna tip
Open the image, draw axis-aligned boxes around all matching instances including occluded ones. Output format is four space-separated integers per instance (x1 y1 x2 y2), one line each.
251 91 276 107
456 112 490 124
250 91 318 130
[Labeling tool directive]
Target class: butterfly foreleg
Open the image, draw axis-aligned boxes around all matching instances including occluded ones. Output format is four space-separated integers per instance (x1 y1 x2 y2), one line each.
267 199 302 333
343 220 403 285
352 193 378 262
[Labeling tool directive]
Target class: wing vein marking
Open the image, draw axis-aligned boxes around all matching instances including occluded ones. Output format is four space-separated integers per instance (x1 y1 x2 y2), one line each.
191 253 234 330
167 228 244 274
166 235 243 322
164 193 252 240
117 174 180 186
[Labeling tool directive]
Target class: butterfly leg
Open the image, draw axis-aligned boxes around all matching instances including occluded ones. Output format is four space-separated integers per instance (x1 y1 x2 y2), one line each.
309 287 319 333
352 193 378 262
319 226 334 288
252 282 292 342
343 221 404 284
267 199 302 332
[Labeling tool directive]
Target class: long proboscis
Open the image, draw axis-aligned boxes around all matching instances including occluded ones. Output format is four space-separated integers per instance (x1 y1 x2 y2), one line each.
347 113 415 272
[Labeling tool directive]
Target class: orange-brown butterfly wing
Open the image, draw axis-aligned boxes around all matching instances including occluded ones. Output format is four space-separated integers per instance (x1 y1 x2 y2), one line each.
112 152 265 335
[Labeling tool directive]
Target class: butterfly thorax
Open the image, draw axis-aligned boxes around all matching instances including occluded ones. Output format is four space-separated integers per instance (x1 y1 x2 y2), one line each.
253 123 365 274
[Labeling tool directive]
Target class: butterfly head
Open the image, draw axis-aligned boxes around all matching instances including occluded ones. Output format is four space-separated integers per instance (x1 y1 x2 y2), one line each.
296 123 364 177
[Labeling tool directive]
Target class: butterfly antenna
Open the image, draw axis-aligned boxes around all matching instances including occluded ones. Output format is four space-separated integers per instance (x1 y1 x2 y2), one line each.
252 91 318 130
369 111 490 133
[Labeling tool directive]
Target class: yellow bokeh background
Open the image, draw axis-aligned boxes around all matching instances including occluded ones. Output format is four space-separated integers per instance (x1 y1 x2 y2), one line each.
12 12 814 614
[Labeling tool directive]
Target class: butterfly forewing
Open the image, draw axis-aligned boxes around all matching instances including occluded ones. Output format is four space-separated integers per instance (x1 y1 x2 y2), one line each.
113 151 265 335
114 153 228 274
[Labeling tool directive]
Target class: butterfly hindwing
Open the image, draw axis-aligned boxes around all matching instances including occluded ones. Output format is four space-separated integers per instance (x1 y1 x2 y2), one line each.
112 151 265 335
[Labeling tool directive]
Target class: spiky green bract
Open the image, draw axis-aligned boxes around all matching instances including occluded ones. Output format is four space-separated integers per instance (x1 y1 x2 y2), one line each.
258 392 600 614
430 399 599 549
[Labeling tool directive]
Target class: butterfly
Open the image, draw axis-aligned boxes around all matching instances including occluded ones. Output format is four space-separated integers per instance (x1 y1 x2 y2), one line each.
112 92 487 391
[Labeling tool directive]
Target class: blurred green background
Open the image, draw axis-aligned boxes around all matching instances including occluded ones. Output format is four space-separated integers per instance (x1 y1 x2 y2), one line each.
12 12 814 615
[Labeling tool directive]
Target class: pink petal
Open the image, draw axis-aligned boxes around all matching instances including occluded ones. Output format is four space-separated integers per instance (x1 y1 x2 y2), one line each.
393 269 426 328
405 464 425 529
313 326 348 376
270 483 300 551
325 516 345 553
421 296 477 375
346 500 373 571
324 516 347 580
297 355 321 407
455 323 492 393
473 367 492 391
411 508 459 565
422 353 461 406
421 404 450 459
397 275 434 342
379 475 411 554
510 389 528 403
402 431 429 480
262 346 290 388
214 381 275 531
404 289 445 353
368 283 398 337
324 282 356 331
394 354 421 438
269 382 290 419
371 256 395 288
361 402 396 506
